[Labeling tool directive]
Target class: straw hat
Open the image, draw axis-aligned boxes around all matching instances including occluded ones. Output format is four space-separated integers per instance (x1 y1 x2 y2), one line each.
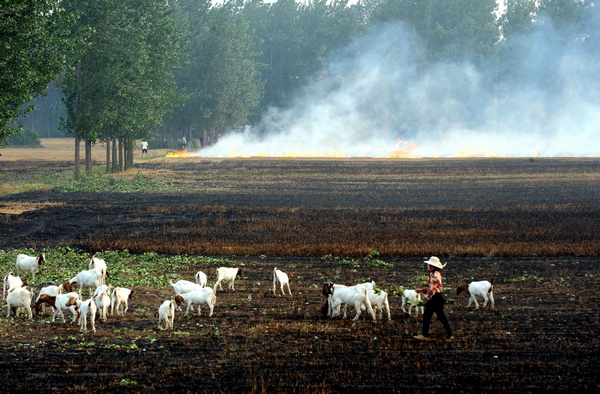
424 256 446 269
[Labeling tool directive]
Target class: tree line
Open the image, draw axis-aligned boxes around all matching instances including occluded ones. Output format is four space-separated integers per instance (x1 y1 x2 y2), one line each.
0 0 591 177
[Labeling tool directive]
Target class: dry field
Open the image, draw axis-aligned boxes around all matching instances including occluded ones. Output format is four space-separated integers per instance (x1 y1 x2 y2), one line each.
0 139 599 392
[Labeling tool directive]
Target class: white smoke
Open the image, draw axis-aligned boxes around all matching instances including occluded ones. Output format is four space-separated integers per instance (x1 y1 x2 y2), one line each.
200 12 600 158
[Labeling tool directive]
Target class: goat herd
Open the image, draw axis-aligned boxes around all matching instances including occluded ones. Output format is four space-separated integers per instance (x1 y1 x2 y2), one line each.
3 252 497 334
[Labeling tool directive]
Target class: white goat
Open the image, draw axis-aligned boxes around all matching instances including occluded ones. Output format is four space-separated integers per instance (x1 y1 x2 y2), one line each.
15 253 46 281
348 283 389 320
111 287 133 316
174 287 216 317
323 281 376 319
35 292 80 323
94 291 111 321
321 283 354 318
367 289 391 320
456 278 495 309
89 256 108 285
195 271 207 288
356 281 376 291
68 298 97 333
156 300 175 330
170 279 202 295
273 268 292 296
401 289 424 317
93 284 111 298
63 268 104 297
323 282 376 321
6 287 33 319
214 267 244 291
3 272 27 298
34 284 62 315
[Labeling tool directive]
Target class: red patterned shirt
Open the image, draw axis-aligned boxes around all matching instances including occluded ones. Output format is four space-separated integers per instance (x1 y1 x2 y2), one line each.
424 271 443 300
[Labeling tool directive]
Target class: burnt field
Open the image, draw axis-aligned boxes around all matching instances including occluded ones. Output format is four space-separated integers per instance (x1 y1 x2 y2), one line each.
0 157 599 392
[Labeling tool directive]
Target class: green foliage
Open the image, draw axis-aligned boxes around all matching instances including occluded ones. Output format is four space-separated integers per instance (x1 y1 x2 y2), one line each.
6 128 41 147
364 250 380 261
51 174 178 193
364 250 392 268
170 0 263 140
373 0 501 64
59 0 183 144
0 1 71 141
242 0 365 112
0 248 233 289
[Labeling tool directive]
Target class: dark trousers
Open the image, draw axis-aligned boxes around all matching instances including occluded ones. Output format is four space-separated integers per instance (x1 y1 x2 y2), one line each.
422 292 452 337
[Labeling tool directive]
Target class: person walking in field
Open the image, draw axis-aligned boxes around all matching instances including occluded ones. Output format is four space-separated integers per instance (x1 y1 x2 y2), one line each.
141 139 149 157
182 135 187 150
414 256 453 341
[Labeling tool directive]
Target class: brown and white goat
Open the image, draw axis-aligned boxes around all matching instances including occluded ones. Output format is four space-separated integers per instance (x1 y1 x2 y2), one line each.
3 273 27 298
456 277 495 309
16 253 46 281
213 267 244 292
34 293 80 323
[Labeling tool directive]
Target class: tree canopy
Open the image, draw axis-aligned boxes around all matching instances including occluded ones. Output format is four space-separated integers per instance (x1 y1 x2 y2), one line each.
0 0 70 145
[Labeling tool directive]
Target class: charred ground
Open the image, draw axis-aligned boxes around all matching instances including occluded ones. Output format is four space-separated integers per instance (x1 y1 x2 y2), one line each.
0 157 599 392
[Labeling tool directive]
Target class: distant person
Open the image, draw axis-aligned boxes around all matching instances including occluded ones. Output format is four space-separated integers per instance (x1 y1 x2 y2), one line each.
182 135 187 150
141 140 149 157
414 256 453 341
188 140 193 151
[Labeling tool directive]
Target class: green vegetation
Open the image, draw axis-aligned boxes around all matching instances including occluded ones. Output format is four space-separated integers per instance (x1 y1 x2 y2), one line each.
0 248 234 288
0 170 177 194
0 1 70 143
6 128 41 147
52 174 177 193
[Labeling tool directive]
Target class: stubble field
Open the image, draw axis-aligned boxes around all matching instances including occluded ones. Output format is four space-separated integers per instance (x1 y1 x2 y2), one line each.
0 139 599 392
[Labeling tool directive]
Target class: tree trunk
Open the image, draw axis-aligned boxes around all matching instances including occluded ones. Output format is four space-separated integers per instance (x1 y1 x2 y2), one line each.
124 137 129 171
75 134 81 180
106 140 111 173
85 139 92 176
112 138 118 173
118 137 124 172
74 61 82 181
129 143 134 168
123 137 129 171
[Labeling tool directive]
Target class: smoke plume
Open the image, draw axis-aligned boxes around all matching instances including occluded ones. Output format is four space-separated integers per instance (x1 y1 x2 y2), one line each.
201 10 600 158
